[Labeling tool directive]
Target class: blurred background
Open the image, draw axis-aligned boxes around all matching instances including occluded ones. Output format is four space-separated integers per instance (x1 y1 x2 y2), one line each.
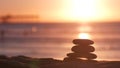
0 0 120 61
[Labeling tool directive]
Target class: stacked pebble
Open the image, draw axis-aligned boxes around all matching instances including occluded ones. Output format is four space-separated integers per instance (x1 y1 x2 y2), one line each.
64 39 97 61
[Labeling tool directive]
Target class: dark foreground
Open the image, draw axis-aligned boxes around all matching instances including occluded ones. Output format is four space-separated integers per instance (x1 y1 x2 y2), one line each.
0 55 120 68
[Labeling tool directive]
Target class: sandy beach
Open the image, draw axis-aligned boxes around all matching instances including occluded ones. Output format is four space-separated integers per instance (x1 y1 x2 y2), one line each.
0 55 120 68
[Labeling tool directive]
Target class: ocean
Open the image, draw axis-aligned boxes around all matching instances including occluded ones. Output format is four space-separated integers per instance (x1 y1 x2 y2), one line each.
0 22 120 61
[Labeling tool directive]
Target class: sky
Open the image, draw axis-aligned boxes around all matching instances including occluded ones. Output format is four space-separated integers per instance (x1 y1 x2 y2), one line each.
0 0 120 23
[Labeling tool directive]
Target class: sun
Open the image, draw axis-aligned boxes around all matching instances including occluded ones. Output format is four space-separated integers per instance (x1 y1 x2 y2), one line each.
71 0 98 22
62 0 99 22
78 33 91 39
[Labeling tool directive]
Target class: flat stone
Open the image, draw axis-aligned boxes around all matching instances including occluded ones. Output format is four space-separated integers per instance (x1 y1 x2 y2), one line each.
67 53 97 59
63 57 82 62
73 39 94 44
71 45 95 53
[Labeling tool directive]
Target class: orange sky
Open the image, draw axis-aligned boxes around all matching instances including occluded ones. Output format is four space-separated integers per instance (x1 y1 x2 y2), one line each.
0 0 120 23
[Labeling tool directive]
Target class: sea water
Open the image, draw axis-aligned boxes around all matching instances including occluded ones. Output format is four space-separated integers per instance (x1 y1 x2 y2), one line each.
0 22 120 61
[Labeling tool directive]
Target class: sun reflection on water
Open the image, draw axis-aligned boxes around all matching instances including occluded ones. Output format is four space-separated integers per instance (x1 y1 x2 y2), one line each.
77 23 92 39
78 33 91 39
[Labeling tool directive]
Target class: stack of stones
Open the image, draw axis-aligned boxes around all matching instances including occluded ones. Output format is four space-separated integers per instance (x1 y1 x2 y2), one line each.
64 39 97 61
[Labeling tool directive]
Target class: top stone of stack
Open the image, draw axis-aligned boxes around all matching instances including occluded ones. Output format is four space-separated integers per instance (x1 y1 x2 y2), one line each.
72 39 94 45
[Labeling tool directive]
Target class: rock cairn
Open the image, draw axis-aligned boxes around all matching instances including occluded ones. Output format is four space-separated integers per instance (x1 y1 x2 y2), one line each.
64 39 97 61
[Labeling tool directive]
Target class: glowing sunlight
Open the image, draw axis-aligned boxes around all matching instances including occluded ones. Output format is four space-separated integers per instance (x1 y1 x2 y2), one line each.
69 0 98 22
62 0 107 22
77 23 92 39
78 33 91 39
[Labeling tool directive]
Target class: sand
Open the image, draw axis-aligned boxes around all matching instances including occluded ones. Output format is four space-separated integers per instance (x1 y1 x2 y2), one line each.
0 55 120 68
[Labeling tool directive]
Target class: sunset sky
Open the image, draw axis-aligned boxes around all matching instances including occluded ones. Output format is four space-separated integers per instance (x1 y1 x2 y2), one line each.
0 0 120 22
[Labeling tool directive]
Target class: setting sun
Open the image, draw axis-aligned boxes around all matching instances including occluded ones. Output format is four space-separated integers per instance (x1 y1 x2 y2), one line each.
71 0 97 20
61 0 114 22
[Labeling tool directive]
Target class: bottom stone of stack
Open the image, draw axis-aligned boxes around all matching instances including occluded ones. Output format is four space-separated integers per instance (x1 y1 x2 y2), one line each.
67 53 97 60
63 57 97 62
63 57 82 62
